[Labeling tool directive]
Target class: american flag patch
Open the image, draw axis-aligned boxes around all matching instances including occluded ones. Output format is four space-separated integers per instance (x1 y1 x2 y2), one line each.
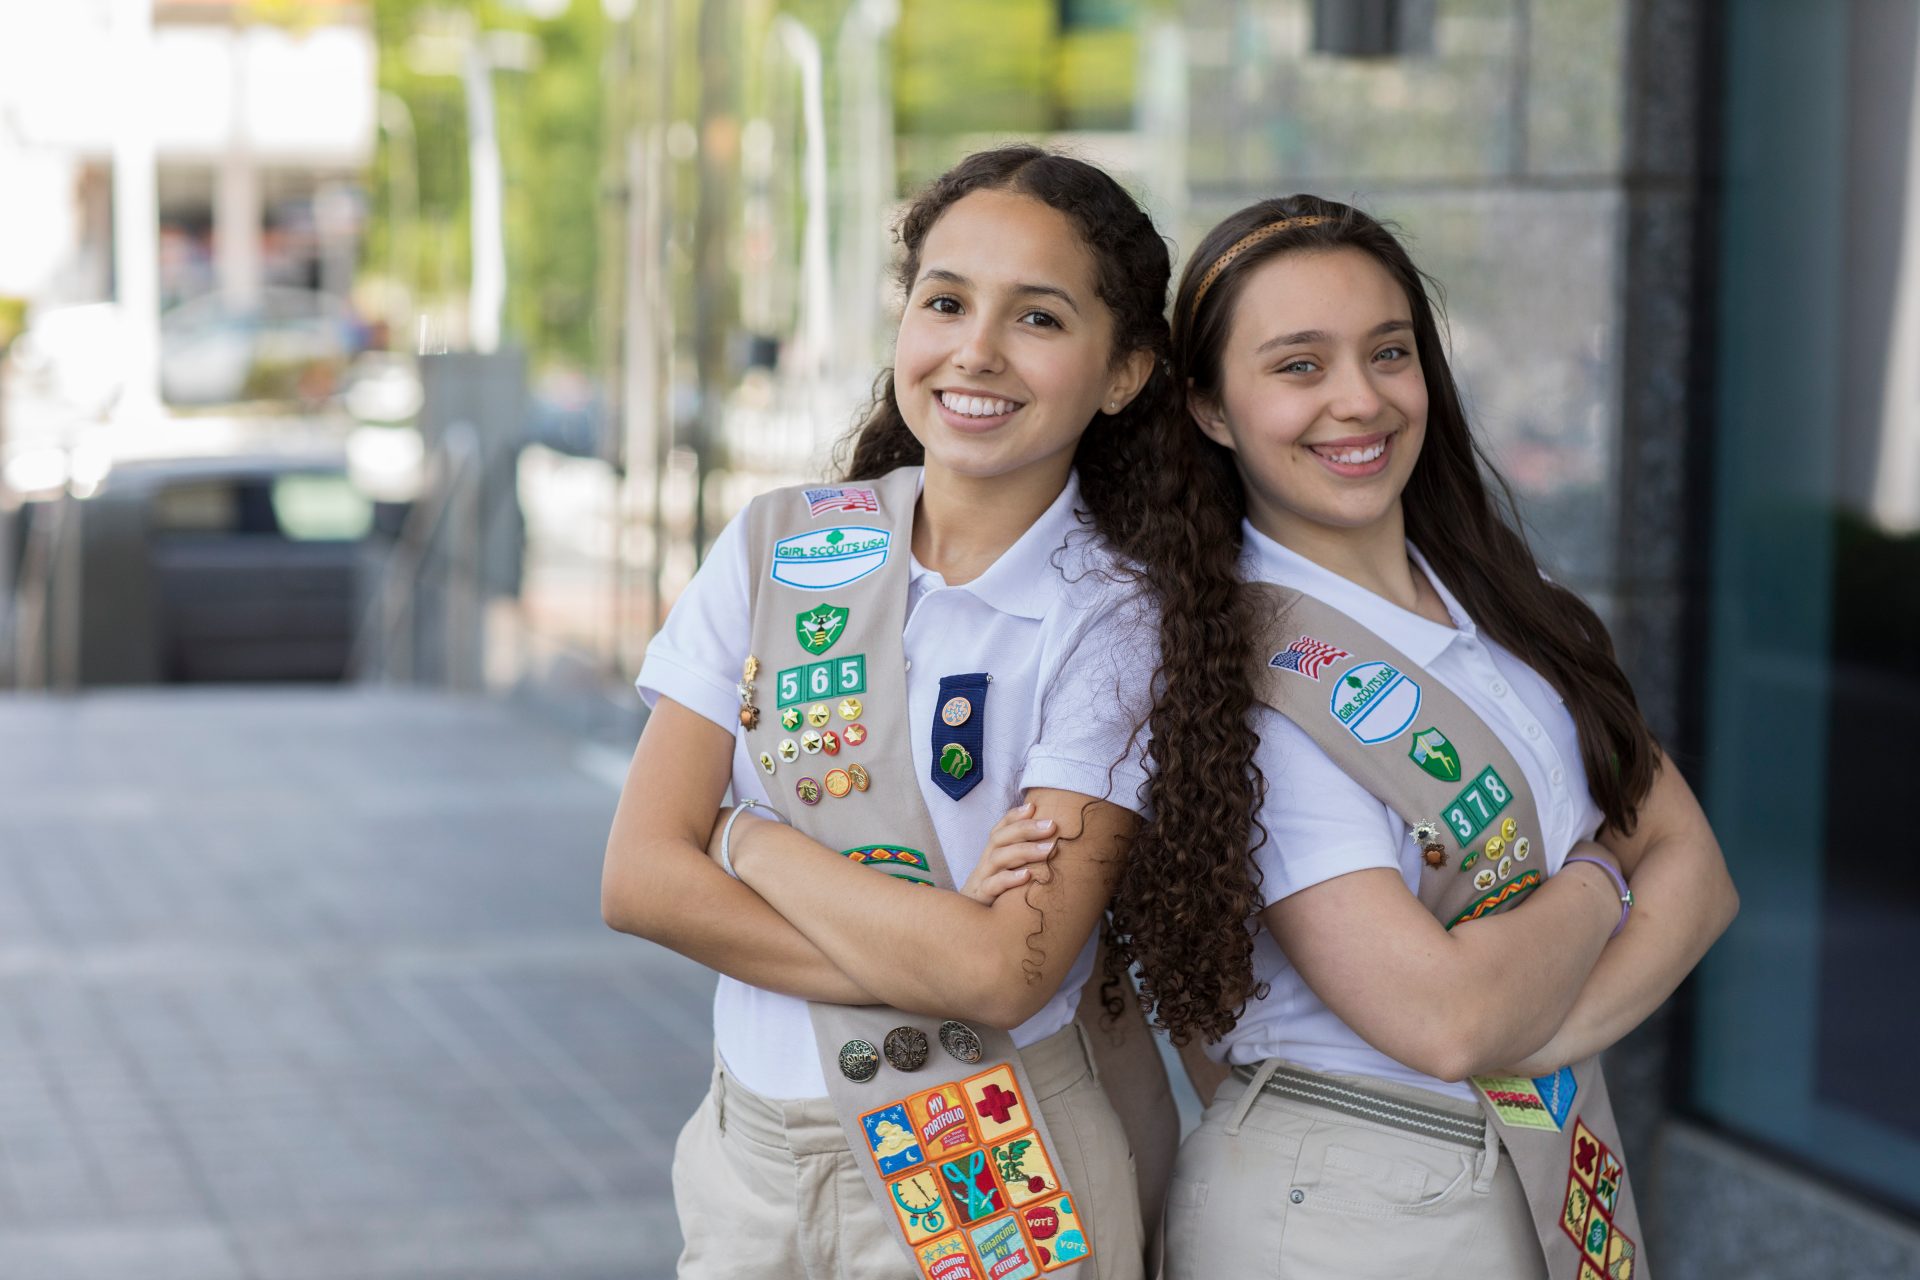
805 486 879 517
1270 635 1351 680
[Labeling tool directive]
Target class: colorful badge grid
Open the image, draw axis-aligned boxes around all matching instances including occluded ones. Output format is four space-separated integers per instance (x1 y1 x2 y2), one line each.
1405 761 1546 931
1559 1117 1636 1280
857 1065 1090 1278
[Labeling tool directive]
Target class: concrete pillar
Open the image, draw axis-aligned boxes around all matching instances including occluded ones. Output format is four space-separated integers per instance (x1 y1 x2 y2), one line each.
111 0 161 415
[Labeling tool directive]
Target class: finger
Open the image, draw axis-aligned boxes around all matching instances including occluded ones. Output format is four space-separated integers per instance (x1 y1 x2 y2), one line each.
987 839 1057 869
990 803 1039 837
991 818 1056 847
979 867 1032 900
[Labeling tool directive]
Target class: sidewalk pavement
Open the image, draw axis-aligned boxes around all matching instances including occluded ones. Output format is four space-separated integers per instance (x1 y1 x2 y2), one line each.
0 687 712 1280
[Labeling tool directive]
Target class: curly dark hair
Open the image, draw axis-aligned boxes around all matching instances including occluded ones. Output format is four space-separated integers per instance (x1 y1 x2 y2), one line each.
836 147 1269 1039
1110 194 1663 1044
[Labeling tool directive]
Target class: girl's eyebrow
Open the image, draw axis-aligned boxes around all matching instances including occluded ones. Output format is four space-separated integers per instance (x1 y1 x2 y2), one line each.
919 268 1082 315
1254 318 1413 355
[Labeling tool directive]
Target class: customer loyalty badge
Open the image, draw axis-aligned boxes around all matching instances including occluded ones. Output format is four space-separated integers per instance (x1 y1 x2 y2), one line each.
932 673 989 801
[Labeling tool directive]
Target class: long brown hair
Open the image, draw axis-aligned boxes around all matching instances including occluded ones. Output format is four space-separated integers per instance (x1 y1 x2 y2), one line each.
1115 194 1662 1044
838 148 1268 1030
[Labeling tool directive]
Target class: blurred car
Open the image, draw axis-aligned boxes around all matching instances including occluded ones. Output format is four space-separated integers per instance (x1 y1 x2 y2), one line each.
160 287 361 406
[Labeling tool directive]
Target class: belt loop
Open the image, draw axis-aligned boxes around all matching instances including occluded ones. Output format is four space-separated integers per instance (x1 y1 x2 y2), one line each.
1473 1113 1499 1192
1225 1060 1281 1137
1074 1019 1102 1089
713 1056 728 1135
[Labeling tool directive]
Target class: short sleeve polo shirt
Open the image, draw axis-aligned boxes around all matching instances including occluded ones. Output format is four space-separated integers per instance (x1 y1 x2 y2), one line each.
637 469 1158 1099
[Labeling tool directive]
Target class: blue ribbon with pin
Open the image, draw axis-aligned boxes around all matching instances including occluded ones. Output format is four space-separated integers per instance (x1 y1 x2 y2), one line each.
931 672 989 801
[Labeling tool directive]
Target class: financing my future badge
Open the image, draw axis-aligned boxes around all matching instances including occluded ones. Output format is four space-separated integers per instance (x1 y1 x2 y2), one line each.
1471 1067 1578 1131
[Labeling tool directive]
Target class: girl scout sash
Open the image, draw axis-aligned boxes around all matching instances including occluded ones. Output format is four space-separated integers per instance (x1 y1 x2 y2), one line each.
1248 582 1648 1280
737 467 1168 1278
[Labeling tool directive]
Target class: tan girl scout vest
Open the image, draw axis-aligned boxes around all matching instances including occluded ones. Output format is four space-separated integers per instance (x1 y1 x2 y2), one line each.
734 467 1170 1280
1249 582 1648 1280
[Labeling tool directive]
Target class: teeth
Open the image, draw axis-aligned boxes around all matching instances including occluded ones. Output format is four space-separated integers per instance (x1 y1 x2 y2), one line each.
940 391 1017 418
1318 441 1386 465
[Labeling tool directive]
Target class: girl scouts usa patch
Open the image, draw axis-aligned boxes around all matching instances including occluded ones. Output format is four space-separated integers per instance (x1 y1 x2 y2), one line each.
1328 660 1422 744
771 526 891 590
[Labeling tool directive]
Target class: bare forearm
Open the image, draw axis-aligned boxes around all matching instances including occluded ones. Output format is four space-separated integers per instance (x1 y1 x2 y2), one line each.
1441 863 1622 1077
1510 837 1739 1073
730 818 1028 1024
602 838 879 1005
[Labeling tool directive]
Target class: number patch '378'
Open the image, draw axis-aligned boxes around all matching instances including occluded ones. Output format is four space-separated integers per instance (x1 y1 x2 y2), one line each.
777 655 868 709
1444 765 1512 844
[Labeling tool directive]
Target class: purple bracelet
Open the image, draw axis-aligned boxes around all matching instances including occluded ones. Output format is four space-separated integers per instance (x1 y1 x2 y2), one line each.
1563 853 1633 937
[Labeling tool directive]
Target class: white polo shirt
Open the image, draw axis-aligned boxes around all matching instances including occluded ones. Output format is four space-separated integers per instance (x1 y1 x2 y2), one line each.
1212 523 1606 1102
637 469 1158 1099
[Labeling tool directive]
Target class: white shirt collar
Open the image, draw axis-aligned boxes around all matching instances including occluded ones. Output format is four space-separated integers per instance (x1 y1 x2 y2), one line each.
1240 519 1470 666
907 469 1091 622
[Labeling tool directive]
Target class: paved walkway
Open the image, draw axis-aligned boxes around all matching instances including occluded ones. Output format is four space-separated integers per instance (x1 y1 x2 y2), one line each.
0 688 711 1280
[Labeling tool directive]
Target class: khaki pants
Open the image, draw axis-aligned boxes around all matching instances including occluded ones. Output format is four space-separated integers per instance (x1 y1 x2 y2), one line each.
673 1022 1145 1280
1162 1061 1547 1280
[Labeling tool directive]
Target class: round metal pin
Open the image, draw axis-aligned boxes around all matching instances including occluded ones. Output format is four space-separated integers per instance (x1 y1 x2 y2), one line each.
847 763 871 792
1514 837 1532 861
796 777 822 806
781 707 802 731
838 1039 880 1083
838 697 863 722
806 703 832 728
758 751 777 775
844 723 868 746
825 769 852 798
883 1026 929 1072
939 1020 984 1064
941 696 972 727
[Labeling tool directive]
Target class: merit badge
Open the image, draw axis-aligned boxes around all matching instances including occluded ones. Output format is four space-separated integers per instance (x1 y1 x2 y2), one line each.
804 485 879 518
801 730 823 754
888 1170 951 1246
1460 851 1479 872
939 1020 984 1064
1514 836 1532 861
847 763 872 791
885 1026 930 1072
1474 867 1497 891
1269 635 1350 680
1501 817 1518 841
916 1236 974 1278
844 722 869 746
1408 727 1462 782
993 1132 1060 1207
931 673 990 801
796 777 822 805
796 603 850 655
1471 1073 1568 1131
781 706 802 731
1329 660 1421 745
822 730 841 756
806 703 832 728
1485 835 1507 858
839 1039 880 1083
940 1150 1005 1225
909 1084 977 1155
859 1102 925 1177
1423 845 1448 869
771 526 891 591
966 1213 1035 1276
1024 1193 1089 1269
778 738 800 763
825 769 853 798
838 697 862 722
964 1065 1028 1143
1498 855 1514 880
758 751 777 775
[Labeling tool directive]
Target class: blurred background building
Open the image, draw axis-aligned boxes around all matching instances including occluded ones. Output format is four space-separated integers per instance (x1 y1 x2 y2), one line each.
0 0 1914 1273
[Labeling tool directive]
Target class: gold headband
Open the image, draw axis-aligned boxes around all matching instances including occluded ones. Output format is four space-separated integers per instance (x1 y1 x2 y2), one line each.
1188 216 1333 316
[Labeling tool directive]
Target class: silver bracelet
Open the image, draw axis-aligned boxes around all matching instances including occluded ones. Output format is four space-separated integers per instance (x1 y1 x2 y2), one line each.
719 798 769 879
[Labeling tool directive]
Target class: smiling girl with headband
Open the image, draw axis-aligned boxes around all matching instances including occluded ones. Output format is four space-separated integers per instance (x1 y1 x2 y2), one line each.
1106 197 1738 1278
600 147 1254 1280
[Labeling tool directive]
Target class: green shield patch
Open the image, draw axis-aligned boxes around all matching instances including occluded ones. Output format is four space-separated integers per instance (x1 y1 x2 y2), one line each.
1408 727 1462 783
795 603 850 655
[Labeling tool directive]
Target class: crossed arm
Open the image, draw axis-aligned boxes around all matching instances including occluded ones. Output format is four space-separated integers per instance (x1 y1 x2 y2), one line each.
600 696 1131 1028
1261 749 1736 1082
